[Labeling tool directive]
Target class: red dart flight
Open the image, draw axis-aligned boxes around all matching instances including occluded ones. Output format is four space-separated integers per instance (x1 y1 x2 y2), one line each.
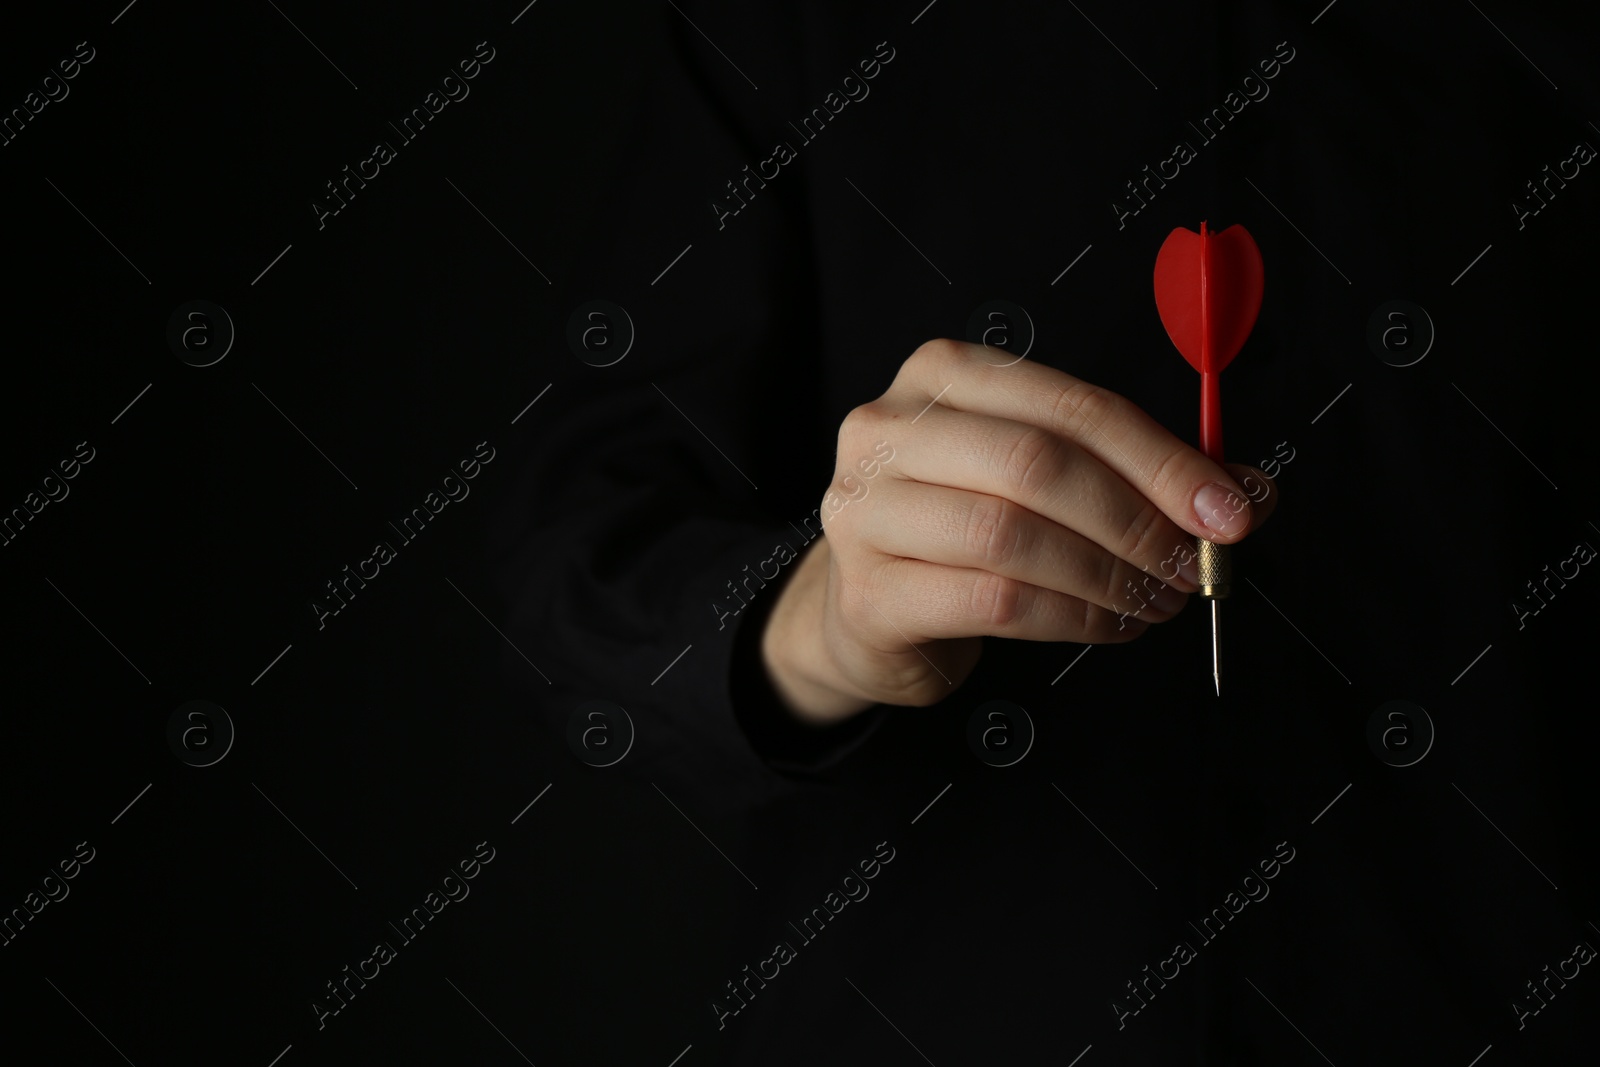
1153 220 1264 464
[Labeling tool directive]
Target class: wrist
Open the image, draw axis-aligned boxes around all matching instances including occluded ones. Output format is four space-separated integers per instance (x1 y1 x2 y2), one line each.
760 538 875 726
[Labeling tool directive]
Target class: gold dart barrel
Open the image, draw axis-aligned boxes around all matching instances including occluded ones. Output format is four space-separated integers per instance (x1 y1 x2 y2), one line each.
1197 538 1229 695
1196 538 1231 599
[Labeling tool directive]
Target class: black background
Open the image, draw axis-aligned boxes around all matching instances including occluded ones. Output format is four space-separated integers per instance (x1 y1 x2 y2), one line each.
3 2 1600 1065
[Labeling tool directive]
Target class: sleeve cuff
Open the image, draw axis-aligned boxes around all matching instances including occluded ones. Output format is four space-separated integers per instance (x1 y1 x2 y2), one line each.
720 533 893 777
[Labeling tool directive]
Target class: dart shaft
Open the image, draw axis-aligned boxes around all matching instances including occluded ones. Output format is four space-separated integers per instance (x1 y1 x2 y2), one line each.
1200 370 1224 463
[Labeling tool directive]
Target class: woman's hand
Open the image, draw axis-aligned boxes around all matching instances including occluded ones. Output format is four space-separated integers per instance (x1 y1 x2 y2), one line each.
761 339 1278 725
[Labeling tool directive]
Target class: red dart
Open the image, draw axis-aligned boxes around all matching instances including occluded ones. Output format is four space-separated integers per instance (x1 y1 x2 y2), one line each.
1153 220 1264 695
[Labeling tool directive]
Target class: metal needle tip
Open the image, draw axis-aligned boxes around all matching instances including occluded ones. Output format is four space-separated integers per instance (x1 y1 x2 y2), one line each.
1211 599 1222 696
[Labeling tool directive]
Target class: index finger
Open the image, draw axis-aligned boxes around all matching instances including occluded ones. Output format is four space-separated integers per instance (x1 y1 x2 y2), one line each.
890 339 1257 544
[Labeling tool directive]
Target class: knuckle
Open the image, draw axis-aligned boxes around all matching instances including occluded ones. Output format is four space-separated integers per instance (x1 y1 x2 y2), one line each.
1093 553 1125 610
1084 597 1110 639
840 399 883 441
831 467 865 496
963 495 1023 568
969 569 1024 628
997 426 1062 498
1143 446 1190 505
1101 561 1135 613
837 411 895 479
1050 380 1123 436
837 561 886 624
909 337 962 371
1117 499 1167 563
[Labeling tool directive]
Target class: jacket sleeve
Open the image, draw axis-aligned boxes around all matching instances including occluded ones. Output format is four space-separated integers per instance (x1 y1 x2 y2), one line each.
486 1 891 798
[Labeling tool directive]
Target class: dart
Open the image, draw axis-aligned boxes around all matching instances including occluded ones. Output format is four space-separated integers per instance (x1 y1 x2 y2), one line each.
1152 220 1264 696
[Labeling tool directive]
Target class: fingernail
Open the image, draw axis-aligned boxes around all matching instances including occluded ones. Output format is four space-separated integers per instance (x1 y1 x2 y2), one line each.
1195 482 1250 537
1177 554 1201 587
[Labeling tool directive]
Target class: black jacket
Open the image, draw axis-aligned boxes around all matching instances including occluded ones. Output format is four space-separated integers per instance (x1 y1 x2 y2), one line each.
490 2 1600 1062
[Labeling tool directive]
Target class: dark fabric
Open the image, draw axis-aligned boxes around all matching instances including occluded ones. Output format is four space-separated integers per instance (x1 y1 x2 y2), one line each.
489 2 1600 1062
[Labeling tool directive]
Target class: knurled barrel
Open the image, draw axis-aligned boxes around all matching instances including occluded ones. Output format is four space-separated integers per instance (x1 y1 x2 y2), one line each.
1197 538 1230 599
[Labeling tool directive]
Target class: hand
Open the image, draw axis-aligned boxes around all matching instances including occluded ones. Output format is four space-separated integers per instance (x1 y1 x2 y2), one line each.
759 339 1279 725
